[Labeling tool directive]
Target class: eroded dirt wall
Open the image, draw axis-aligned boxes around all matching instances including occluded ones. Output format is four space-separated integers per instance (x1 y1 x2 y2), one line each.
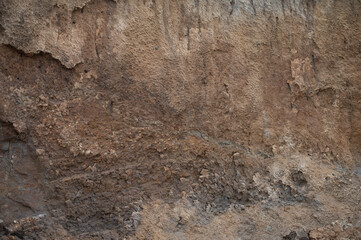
0 0 360 239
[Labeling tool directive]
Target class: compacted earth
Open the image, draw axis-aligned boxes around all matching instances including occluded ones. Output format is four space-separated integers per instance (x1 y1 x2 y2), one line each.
0 0 360 239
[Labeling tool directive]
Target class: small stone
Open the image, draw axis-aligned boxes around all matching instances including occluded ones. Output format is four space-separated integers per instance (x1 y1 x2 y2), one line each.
65 200 72 206
200 169 209 178
36 148 45 155
180 177 188 183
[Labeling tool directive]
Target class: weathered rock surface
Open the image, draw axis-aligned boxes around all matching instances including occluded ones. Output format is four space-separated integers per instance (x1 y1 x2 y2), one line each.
0 0 360 239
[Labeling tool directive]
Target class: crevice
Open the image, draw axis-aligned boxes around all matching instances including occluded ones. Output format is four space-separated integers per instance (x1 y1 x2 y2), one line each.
7 196 35 212
186 26 190 50
2 226 25 240
0 23 5 34
250 0 256 15
224 83 229 94
152 0 157 17
201 55 207 85
311 54 319 81
161 1 174 52
286 82 292 93
94 20 100 59
1 43 80 69
281 0 286 17
71 0 94 13
195 0 202 36
109 100 114 114
10 231 25 240
95 38 100 59
230 0 235 15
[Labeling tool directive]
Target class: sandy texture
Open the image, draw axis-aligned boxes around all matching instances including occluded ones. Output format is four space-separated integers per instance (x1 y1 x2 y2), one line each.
0 0 360 239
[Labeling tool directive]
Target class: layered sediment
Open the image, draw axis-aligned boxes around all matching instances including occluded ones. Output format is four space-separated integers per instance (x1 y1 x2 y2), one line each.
0 0 360 239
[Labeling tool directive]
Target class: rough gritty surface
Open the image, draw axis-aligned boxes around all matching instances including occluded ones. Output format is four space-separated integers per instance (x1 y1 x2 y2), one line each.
0 0 360 239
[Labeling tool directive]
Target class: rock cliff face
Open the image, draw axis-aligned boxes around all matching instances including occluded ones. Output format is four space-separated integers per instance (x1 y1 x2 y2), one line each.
0 0 360 239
